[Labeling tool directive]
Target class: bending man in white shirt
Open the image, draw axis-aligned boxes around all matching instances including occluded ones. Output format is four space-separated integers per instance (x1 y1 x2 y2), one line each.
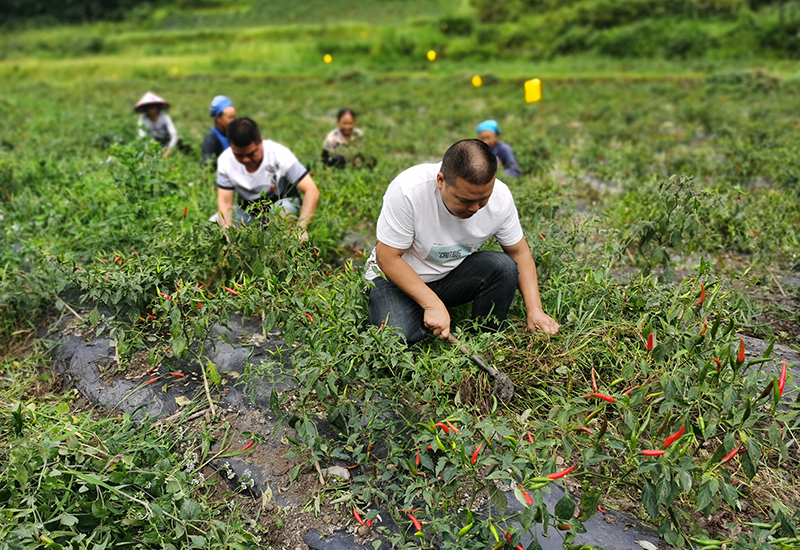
364 139 558 343
216 117 320 241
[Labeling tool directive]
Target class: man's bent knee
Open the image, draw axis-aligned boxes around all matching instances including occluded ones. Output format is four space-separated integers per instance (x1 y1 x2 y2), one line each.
483 251 519 282
368 280 427 344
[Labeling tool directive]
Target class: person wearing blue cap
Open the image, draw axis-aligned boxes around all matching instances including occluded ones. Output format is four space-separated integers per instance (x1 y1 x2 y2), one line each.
202 96 237 166
476 120 521 178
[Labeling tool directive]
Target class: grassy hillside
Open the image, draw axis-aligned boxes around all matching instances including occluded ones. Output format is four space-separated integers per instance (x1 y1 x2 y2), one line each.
3 0 800 82
147 0 454 28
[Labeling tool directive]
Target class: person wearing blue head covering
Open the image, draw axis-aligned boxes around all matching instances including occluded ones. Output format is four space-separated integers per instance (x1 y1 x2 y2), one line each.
476 120 521 178
201 96 236 166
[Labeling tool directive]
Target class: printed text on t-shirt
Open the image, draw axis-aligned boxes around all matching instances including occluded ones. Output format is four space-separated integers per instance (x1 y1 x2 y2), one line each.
426 244 473 264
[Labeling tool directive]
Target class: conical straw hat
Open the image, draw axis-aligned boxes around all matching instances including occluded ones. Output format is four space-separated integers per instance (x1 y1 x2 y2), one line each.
134 91 170 113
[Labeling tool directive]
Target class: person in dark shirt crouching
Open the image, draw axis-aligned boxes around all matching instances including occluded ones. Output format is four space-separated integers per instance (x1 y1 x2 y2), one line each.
476 120 521 178
202 95 236 167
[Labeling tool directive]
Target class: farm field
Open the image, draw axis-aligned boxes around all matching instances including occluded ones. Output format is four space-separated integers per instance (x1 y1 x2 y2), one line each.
2 4 800 549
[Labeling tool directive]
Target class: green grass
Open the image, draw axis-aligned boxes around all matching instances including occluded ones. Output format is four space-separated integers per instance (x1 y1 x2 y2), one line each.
146 0 455 28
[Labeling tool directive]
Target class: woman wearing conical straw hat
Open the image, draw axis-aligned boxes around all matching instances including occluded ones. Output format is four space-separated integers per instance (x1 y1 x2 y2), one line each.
134 91 179 159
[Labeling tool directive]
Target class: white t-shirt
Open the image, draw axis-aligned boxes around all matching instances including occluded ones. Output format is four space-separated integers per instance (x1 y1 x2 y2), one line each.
217 140 308 204
364 162 524 283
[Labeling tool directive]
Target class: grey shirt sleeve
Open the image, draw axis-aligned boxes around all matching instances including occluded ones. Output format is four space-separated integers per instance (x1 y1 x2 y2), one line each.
163 114 179 149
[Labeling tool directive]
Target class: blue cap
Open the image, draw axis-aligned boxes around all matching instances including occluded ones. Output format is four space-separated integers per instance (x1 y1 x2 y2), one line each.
476 119 500 135
209 95 234 117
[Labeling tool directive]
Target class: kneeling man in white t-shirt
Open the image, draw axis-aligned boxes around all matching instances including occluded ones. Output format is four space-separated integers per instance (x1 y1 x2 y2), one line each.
364 139 558 344
216 117 320 241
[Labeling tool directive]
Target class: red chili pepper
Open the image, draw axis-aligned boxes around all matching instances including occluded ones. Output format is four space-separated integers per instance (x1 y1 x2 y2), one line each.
445 421 459 434
699 322 707 336
519 484 533 505
105 273 110 280
471 443 482 464
527 432 534 444
353 509 367 527
223 286 238 295
641 449 665 456
159 292 171 300
713 357 722 373
433 423 450 435
698 283 706 306
197 302 202 309
147 313 154 321
183 206 188 218
779 361 787 397
75 266 83 271
144 365 157 375
721 446 739 463
591 367 598 392
597 505 607 514
737 337 745 363
303 312 314 323
407 512 422 532
547 465 575 480
99 258 107 263
646 332 654 351
663 424 685 448
170 372 184 377
145 377 159 385
499 532 523 550
344 464 359 470
586 392 615 403
557 524 572 531
242 441 254 451
415 452 420 467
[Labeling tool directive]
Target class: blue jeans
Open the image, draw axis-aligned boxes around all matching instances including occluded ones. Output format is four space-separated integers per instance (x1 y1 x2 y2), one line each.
235 198 301 226
368 251 519 344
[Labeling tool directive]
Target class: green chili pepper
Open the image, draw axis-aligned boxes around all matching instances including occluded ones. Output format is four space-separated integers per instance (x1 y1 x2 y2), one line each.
457 523 474 537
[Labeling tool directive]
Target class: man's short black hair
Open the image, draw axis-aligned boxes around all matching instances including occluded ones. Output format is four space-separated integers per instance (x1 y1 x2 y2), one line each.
441 139 497 186
337 108 356 121
227 117 261 148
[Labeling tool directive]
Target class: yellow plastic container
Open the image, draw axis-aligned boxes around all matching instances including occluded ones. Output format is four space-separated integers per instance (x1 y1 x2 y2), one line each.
524 78 542 103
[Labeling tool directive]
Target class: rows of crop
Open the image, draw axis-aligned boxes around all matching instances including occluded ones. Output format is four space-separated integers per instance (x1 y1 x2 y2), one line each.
1 71 799 548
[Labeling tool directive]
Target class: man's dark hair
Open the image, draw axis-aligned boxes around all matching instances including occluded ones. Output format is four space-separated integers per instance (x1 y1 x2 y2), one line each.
337 107 356 121
227 117 261 148
441 139 497 186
